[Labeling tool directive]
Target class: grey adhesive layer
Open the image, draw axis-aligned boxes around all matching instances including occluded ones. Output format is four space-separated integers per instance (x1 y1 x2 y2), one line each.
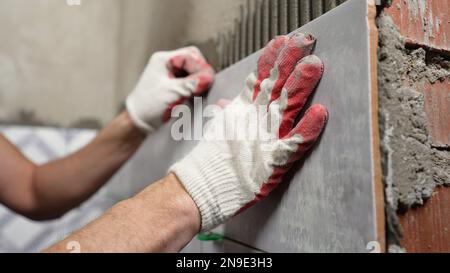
311 0 324 19
107 0 379 253
299 0 311 26
270 0 279 38
254 0 262 50
227 32 234 67
325 0 338 12
262 0 270 45
288 0 299 32
247 0 255 55
234 20 240 63
279 0 289 35
240 5 248 59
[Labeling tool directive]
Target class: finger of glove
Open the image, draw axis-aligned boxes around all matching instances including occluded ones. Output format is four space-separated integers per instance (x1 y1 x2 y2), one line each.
168 46 211 74
251 36 289 101
238 104 326 215
166 46 204 63
188 68 215 96
161 83 194 123
266 33 316 106
270 55 324 139
168 54 215 96
277 104 328 164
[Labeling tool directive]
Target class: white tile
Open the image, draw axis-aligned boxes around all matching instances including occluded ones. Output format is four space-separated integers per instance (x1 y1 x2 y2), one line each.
21 144 54 164
2 216 56 250
1 127 32 142
0 125 109 252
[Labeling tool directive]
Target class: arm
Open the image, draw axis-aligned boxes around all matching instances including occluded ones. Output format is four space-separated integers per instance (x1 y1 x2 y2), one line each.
0 111 145 220
44 174 200 253
45 33 328 253
0 47 214 221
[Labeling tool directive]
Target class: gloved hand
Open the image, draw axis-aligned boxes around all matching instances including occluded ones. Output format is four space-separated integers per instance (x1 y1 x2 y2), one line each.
169 33 328 232
126 47 215 133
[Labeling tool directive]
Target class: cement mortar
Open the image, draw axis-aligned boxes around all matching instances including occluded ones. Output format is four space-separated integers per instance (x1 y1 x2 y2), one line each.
377 13 450 246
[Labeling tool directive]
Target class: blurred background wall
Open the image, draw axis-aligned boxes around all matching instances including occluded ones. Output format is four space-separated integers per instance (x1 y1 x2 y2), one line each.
0 0 247 128
0 0 121 127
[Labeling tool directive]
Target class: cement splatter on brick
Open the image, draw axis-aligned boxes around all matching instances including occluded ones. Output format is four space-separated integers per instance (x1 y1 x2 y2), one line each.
377 13 450 246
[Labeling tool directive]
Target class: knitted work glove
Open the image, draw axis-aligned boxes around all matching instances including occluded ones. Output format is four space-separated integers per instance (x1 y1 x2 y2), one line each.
170 33 328 231
126 46 215 132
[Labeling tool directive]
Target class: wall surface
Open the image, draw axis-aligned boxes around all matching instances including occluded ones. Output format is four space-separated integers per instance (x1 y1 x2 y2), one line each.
0 0 122 127
378 0 450 252
0 0 247 128
0 0 345 128
115 0 249 107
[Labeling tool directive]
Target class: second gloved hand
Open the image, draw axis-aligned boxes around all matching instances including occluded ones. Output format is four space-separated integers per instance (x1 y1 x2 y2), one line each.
127 47 215 133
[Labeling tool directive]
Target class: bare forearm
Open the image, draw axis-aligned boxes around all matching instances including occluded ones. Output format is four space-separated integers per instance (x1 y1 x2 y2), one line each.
44 173 200 253
30 111 145 219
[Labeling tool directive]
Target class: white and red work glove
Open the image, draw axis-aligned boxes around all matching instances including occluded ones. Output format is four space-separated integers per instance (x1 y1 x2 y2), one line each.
169 33 328 232
126 47 215 132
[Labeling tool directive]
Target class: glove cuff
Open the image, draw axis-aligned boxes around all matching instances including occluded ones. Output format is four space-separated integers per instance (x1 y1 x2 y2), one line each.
169 143 240 232
126 95 156 133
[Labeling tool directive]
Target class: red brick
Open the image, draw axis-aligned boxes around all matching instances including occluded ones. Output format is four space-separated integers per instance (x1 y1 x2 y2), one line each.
399 187 450 253
385 1 450 253
385 0 450 53
421 80 450 147
386 0 450 147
